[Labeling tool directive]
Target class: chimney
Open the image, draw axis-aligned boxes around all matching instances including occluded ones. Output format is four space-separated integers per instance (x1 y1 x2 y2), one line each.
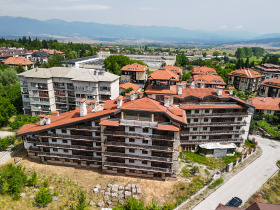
52 111 59 116
130 91 135 101
229 87 234 96
125 93 131 101
39 115 51 126
190 82 196 89
263 97 265 102
117 96 123 108
80 98 87 117
176 83 183 96
164 96 170 108
216 86 223 97
87 100 97 112
201 83 205 88
139 92 144 98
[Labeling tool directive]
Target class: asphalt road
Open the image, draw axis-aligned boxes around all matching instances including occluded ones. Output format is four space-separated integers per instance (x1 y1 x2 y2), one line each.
193 135 280 210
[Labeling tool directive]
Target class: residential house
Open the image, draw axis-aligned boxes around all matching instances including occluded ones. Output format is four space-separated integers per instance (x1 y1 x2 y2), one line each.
31 51 50 64
255 63 280 80
164 65 183 76
120 63 148 86
228 68 265 93
2 57 34 70
0 47 28 60
192 66 217 75
119 83 141 94
192 74 226 88
18 67 119 116
258 77 280 97
248 96 280 118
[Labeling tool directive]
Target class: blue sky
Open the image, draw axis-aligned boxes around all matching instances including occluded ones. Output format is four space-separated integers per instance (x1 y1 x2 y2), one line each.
0 0 279 34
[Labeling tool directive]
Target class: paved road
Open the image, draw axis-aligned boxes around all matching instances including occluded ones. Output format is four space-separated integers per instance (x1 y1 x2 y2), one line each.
193 135 280 210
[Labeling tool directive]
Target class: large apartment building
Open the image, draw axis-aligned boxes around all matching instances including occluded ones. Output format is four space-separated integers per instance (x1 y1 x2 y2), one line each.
227 68 265 93
18 67 119 116
18 83 254 179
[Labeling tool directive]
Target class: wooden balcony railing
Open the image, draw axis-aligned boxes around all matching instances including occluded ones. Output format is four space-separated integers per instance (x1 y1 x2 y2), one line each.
68 125 101 132
37 151 102 161
186 112 248 118
104 152 173 163
187 121 247 127
36 142 101 151
181 130 245 136
180 138 243 144
36 133 101 142
104 161 172 173
104 141 173 152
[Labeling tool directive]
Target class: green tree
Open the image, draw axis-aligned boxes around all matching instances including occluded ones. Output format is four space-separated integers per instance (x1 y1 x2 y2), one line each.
267 55 279 65
68 51 78 60
0 96 16 126
35 188 53 207
213 51 220 56
245 58 250 68
235 48 245 59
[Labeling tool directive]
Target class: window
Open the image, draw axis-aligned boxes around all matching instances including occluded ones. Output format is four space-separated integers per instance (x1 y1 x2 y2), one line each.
52 139 57 143
194 118 199 122
142 160 148 165
53 148 58 152
129 159 134 163
142 150 148 154
63 149 69 153
195 110 199 114
129 127 135 132
237 117 242 121
96 142 101 146
139 113 150 121
143 128 149 133
125 113 137 120
100 95 110 100
192 128 198 131
96 152 101 156
129 149 135 153
203 127 208 131
205 109 210 113
155 95 164 101
129 139 135 143
142 140 148 144
61 129 67 134
192 136 197 139
129 170 135 173
62 140 68 144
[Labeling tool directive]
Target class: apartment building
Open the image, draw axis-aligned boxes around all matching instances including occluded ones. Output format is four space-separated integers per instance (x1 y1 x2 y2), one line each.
228 68 265 92
255 63 280 80
0 47 28 60
17 85 254 179
18 67 119 116
258 77 280 97
120 63 148 85
31 51 50 64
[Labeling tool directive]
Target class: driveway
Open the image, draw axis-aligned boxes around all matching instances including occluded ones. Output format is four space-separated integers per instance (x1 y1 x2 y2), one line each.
0 131 15 139
192 135 280 210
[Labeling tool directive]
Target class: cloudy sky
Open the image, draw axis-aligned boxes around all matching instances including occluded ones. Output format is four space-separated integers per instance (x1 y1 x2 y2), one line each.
0 0 279 34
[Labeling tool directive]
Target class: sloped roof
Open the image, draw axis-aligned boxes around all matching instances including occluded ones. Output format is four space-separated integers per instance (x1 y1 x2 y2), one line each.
246 202 280 210
32 51 50 57
192 66 217 75
148 68 179 81
119 83 140 91
99 119 119 127
228 68 265 78
2 57 34 66
249 97 280 111
17 67 119 82
145 85 177 95
164 65 182 74
260 77 280 87
193 74 226 85
157 124 179 132
121 63 148 72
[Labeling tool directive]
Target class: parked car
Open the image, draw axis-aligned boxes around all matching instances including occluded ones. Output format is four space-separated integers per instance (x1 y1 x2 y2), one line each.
226 197 242 207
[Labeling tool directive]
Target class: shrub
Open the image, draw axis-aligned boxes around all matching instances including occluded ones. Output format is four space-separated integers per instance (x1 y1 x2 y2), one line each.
35 187 53 207
257 120 280 139
27 172 37 187
208 178 224 189
9 115 39 130
181 167 190 178
113 197 145 210
192 166 200 172
42 179 49 188
76 190 87 210
0 136 16 151
222 152 242 165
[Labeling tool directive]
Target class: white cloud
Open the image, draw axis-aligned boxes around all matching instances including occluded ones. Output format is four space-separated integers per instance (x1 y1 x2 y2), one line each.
235 24 243 29
220 25 228 29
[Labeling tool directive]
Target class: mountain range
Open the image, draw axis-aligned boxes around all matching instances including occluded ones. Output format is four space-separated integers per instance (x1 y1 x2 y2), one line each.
1 16 280 46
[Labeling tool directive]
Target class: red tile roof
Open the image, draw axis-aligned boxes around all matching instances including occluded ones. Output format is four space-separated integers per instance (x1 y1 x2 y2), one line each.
228 68 265 78
2 57 34 66
193 74 226 85
164 65 182 74
157 124 179 132
148 68 179 81
145 85 177 95
41 49 64 55
181 104 245 110
119 83 140 91
192 66 217 75
245 202 280 210
249 97 280 111
259 77 280 88
121 63 148 72
99 119 119 127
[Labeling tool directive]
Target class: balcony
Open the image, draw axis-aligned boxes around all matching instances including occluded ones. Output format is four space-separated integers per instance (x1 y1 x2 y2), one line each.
104 130 174 141
55 93 66 97
27 147 41 152
36 133 101 142
56 99 67 103
187 121 247 127
38 85 48 90
41 107 51 111
104 152 173 163
25 137 38 143
37 151 102 161
151 85 170 90
120 119 158 128
39 93 49 98
21 91 29 94
36 142 101 152
185 112 248 118
104 141 173 152
53 85 65 89
68 125 101 132
181 130 245 136
104 162 172 173
180 138 244 145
